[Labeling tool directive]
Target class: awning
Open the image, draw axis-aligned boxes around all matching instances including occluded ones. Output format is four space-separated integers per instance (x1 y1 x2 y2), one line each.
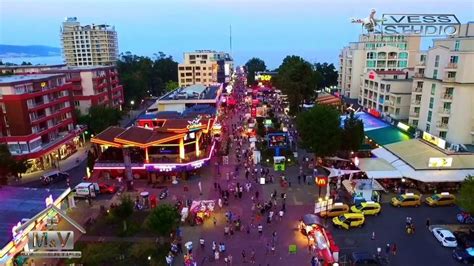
356 158 402 179
365 126 411 145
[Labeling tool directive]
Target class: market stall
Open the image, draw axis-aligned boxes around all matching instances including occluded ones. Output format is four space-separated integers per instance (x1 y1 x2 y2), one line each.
190 200 215 225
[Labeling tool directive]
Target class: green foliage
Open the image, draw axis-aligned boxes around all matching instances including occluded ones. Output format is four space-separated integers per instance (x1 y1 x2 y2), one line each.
87 150 96 171
458 175 474 214
21 61 32 65
111 195 134 232
165 80 179 93
146 204 180 236
77 105 123 134
10 160 31 178
0 144 14 179
245 57 267 85
341 112 365 152
76 242 125 265
117 52 178 106
314 62 338 89
296 105 342 157
272 56 318 115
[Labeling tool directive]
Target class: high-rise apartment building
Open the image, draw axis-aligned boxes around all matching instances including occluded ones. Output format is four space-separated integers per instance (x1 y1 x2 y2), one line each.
0 74 86 171
408 24 474 146
61 17 118 66
178 50 233 87
338 34 420 99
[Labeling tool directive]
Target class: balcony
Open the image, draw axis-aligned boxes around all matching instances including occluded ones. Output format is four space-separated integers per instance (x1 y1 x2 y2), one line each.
436 121 449 130
416 62 426 67
30 114 47 122
409 111 420 118
413 86 423 93
438 108 451 115
414 72 424 78
445 63 458 70
443 75 456 82
411 100 421 105
441 94 453 101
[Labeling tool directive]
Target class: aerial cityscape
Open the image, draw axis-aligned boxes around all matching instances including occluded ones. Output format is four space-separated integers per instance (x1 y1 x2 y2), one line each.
1 0 474 265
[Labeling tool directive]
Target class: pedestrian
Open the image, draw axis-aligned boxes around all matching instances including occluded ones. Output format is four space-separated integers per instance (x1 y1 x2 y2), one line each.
426 218 430 228
214 250 220 261
371 231 376 240
255 190 259 200
200 238 205 248
265 242 271 255
279 210 284 219
228 254 233 265
214 182 218 191
385 243 390 255
241 250 246 263
311 256 317 266
258 224 263 236
198 181 202 195
250 250 256 264
218 198 223 209
298 175 301 184
212 241 217 252
271 243 276 255
213 216 217 226
391 243 397 255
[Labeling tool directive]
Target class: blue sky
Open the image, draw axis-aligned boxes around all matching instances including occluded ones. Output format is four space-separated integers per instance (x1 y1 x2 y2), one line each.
1 0 473 68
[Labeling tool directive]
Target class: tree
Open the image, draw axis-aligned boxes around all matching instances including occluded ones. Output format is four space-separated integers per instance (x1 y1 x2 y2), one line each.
296 105 341 158
78 243 124 265
76 105 123 134
87 150 96 171
165 80 179 93
21 61 32 65
340 112 365 152
146 204 180 236
273 56 318 114
458 175 474 214
245 58 266 85
0 144 14 182
111 195 134 232
314 62 338 89
10 160 30 178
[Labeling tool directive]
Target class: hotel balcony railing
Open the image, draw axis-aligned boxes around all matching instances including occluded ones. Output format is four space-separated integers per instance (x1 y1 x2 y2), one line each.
416 62 426 67
443 76 456 82
438 108 451 115
414 73 424 78
445 63 458 69
409 111 420 118
441 94 453 101
411 100 421 105
436 122 449 130
27 101 45 109
30 114 46 122
413 86 423 93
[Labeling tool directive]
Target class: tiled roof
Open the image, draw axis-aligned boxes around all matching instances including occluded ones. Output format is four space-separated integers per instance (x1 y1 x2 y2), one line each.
93 126 125 143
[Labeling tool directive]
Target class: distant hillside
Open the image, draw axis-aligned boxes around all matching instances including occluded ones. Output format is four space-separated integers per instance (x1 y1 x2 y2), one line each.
0 45 61 57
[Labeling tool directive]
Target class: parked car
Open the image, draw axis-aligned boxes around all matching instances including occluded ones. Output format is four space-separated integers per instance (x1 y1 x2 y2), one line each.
425 192 456 207
351 201 381 216
332 213 365 230
433 227 458 247
98 183 117 194
40 171 69 185
391 193 421 207
453 247 474 264
454 231 474 248
319 203 349 218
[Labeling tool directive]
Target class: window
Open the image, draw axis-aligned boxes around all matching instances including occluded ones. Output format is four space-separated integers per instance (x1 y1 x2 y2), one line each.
414 107 420 113
412 120 418 127
386 84 391 92
434 55 440 67
431 84 436 95
399 52 408 59
426 124 430 132
396 97 401 104
395 108 400 115
447 72 456 78
454 40 460 51
433 69 438 79
450 56 458 64
367 52 376 59
366 61 376 68
420 54 426 62
429 98 434 109
74 101 80 106
439 131 447 138
427 110 432 122
398 61 407 68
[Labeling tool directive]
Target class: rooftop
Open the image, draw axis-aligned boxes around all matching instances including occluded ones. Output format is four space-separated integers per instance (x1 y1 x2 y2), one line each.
0 74 64 84
0 186 67 247
159 84 220 101
374 70 406 75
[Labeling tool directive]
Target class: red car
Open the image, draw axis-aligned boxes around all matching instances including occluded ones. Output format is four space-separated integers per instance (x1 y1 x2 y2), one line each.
99 183 117 194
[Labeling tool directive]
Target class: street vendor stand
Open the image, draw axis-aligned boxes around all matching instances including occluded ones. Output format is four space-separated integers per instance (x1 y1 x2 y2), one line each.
190 200 215 225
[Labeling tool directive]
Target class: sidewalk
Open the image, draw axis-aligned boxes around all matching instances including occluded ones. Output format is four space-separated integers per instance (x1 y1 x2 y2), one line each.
11 142 91 185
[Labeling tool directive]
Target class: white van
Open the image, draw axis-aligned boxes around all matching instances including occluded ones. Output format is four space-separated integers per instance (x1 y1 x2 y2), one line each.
74 182 99 198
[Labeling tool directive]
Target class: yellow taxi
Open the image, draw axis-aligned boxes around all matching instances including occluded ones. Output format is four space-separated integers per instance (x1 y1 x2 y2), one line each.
391 193 421 207
319 203 350 218
332 213 365 230
350 201 381 216
425 192 456 207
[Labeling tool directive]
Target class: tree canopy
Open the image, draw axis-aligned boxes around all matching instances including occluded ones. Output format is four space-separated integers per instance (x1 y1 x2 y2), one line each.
341 112 365 152
245 57 267 85
296 105 341 157
458 175 474 214
117 52 178 106
0 144 29 182
272 56 318 114
76 105 123 134
146 204 180 236
314 62 338 89
111 195 134 232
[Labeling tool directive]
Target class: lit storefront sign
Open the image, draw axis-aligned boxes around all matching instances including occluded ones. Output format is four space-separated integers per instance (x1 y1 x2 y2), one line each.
397 122 410 132
257 75 272 81
187 116 202 131
423 132 446 149
315 176 328 187
428 157 453 168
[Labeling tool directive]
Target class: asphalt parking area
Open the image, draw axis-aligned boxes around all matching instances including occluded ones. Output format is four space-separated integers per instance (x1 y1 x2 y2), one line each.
330 203 461 266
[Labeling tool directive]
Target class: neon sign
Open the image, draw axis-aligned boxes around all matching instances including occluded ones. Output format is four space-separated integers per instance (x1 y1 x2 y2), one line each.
187 116 202 131
315 176 328 187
